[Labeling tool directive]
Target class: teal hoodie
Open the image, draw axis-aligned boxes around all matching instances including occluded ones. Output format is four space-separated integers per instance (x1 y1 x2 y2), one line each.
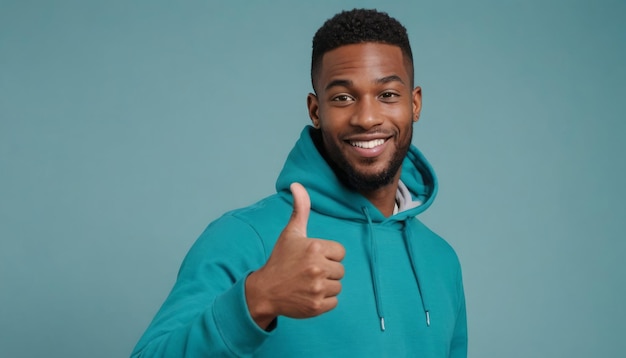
132 126 467 357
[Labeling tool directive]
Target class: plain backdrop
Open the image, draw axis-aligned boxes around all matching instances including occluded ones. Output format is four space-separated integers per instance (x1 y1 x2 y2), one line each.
1 0 624 357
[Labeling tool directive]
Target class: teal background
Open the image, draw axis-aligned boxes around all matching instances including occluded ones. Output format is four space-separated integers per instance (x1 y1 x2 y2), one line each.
1 0 624 357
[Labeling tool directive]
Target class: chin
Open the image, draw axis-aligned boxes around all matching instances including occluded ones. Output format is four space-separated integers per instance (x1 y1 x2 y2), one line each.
343 165 398 192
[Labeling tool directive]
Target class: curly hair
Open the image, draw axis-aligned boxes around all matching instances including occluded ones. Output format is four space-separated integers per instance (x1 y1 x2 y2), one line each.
311 9 414 91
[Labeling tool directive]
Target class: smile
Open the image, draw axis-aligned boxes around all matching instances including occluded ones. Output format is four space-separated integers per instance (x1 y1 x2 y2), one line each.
350 139 386 149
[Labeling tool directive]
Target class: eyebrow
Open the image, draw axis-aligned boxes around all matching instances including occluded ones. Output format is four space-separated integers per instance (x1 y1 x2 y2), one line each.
376 75 405 85
324 75 406 91
325 79 353 91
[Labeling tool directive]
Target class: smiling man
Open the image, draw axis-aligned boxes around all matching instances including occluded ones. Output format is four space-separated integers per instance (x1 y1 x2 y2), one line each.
133 9 467 358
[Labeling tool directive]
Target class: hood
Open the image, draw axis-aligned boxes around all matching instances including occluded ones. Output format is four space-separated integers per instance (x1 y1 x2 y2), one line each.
276 126 438 221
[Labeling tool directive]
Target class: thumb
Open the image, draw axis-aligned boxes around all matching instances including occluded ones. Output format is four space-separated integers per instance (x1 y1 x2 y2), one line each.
286 182 310 236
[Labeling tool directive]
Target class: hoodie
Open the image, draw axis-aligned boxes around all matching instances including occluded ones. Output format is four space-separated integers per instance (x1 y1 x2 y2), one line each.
132 126 467 357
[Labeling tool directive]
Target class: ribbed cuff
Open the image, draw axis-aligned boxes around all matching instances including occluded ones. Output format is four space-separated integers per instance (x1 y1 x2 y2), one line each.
212 273 272 356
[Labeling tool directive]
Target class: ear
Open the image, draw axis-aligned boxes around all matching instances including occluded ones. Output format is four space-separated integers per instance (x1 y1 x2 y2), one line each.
307 93 320 128
412 86 422 123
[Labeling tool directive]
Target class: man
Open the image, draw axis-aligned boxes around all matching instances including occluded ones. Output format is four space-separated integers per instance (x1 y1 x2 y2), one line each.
133 9 467 357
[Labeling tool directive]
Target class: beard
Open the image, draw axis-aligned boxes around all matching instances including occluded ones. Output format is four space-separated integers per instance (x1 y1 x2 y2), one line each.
313 126 413 192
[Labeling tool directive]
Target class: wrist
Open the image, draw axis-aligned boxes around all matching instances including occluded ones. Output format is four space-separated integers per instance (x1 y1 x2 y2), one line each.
245 271 277 330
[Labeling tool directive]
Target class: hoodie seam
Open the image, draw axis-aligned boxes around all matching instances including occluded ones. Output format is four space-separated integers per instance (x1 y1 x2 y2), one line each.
227 213 268 260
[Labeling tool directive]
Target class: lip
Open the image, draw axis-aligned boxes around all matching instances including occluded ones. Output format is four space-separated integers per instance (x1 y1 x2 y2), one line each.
345 136 391 158
344 132 392 142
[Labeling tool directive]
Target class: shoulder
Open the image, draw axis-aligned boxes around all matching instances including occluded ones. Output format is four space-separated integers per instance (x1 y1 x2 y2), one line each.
224 194 293 239
225 194 291 225
187 194 291 259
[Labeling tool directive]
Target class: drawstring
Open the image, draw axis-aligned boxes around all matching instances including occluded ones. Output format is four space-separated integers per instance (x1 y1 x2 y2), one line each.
362 207 430 330
362 207 385 331
404 222 431 327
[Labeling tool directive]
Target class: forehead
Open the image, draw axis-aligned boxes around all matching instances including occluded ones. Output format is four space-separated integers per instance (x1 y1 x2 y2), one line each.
316 43 410 89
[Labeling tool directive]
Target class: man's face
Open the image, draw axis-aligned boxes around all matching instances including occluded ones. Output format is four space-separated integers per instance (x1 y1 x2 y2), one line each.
307 43 422 192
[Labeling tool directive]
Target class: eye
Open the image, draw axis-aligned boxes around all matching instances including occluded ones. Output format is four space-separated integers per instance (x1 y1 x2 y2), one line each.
331 94 353 102
380 92 399 99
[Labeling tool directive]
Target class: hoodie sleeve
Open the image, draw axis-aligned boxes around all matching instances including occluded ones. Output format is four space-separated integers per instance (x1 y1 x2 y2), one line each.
131 214 272 357
449 266 468 358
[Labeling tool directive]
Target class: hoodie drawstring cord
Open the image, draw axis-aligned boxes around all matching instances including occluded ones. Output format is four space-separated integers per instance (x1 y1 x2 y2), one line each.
362 207 385 331
361 208 430 330
404 222 431 327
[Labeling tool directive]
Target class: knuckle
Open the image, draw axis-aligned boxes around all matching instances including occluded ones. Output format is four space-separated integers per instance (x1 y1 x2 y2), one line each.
305 264 323 278
309 300 323 313
301 299 323 316
306 240 323 254
309 281 324 295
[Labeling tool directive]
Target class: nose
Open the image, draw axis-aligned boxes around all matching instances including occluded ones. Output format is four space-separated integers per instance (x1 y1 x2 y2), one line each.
349 96 383 130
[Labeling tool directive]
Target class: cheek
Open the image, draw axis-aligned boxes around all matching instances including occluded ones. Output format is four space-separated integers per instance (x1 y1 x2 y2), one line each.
319 108 350 132
389 110 414 131
381 102 412 119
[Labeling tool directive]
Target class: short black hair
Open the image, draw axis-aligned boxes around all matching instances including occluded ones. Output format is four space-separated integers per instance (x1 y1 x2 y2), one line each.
311 9 414 92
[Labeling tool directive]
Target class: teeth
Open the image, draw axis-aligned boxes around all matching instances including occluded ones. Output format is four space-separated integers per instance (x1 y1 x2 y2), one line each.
350 139 385 149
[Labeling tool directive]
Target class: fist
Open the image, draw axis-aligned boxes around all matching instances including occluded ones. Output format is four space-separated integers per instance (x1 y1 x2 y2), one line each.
245 183 346 328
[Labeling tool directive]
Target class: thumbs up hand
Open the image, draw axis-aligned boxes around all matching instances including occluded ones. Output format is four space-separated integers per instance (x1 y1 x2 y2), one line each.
245 183 346 329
